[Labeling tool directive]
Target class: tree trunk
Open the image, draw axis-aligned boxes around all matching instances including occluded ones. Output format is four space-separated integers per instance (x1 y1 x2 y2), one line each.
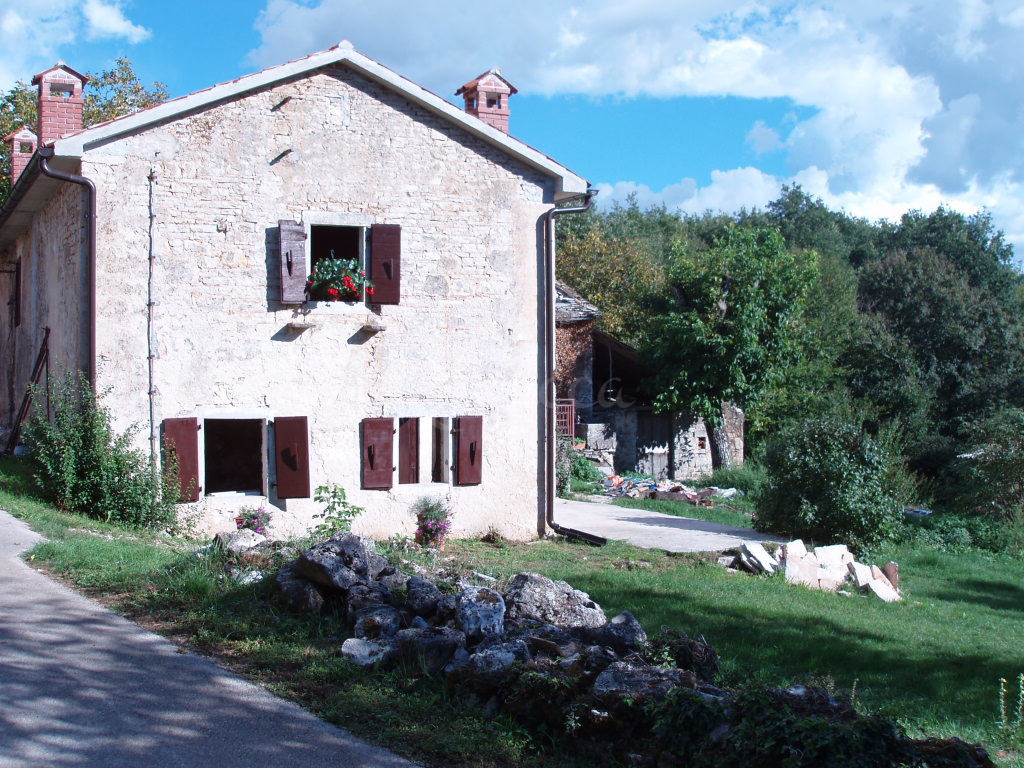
709 423 734 470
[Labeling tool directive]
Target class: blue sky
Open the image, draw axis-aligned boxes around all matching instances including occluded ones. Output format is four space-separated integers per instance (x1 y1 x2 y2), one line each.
2 0 1023 256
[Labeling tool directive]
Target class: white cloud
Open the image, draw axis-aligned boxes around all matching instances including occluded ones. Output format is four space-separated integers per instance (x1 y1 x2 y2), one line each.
249 1 1024 254
746 120 782 154
0 1 149 89
83 0 149 43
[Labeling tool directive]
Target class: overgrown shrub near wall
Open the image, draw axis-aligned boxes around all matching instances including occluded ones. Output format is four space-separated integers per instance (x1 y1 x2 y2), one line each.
24 372 180 530
754 416 910 550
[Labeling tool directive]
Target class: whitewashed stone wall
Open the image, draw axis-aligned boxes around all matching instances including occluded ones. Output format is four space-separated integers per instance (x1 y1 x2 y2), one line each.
0 183 89 422
80 65 555 539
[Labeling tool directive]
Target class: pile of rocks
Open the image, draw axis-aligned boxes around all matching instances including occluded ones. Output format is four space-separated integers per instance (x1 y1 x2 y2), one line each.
730 540 902 602
276 532 722 704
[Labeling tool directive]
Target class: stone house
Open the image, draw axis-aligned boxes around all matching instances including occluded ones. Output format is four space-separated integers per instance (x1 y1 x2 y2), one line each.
0 43 589 539
554 282 743 480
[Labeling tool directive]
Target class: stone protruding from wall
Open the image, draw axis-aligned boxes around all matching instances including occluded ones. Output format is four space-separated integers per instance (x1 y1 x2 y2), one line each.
3 126 36 185
722 402 745 466
455 69 517 133
32 63 89 147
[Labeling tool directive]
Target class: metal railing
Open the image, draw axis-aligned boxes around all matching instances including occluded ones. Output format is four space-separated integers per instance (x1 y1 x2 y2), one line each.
555 398 576 438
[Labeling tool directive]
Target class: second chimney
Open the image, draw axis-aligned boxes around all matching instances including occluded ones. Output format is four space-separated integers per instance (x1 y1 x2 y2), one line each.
4 127 37 185
32 63 89 147
456 68 517 134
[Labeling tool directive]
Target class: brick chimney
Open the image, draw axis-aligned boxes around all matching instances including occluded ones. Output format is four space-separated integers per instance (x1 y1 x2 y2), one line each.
456 69 517 133
4 126 36 185
32 62 89 147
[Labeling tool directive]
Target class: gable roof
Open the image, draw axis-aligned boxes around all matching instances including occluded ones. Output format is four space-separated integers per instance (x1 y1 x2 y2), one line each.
555 281 602 324
53 41 585 196
456 68 518 96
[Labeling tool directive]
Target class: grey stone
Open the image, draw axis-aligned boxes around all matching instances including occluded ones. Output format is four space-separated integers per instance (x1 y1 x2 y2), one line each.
353 606 402 640
409 615 430 629
504 572 606 629
276 561 324 613
396 627 466 675
434 594 458 624
345 583 391 624
456 587 505 640
377 568 411 592
406 577 443 617
581 611 648 653
592 662 695 700
296 533 376 593
233 570 267 586
464 641 526 674
215 529 267 553
340 637 395 666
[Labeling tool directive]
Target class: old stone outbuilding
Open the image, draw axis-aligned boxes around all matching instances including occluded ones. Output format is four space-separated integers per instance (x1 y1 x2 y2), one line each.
554 282 743 479
0 43 590 538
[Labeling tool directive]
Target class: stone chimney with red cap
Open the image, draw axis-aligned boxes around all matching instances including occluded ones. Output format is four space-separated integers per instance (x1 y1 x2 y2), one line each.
456 68 517 134
32 62 89 147
4 126 36 185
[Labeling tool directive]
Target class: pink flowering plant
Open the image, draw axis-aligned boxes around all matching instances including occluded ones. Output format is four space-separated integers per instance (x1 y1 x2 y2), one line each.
306 252 375 301
235 505 272 536
412 496 453 548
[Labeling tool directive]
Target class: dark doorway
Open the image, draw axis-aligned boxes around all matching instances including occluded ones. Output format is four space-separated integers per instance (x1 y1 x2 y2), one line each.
204 419 264 494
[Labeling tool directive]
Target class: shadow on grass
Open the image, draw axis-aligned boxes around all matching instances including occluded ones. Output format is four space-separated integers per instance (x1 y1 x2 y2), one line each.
929 578 1024 615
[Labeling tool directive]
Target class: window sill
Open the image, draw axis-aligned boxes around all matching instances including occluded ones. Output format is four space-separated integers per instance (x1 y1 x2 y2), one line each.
304 299 369 314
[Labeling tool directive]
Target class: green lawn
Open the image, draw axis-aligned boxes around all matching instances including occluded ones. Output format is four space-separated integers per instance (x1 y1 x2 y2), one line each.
2 455 1021 766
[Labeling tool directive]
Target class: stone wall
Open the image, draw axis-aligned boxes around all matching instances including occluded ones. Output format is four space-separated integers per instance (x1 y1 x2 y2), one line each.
75 64 556 539
0 183 89 429
722 402 745 467
554 320 594 410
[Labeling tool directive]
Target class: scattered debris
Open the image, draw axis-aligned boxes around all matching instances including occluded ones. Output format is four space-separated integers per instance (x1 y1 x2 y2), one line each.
731 538 903 602
602 476 744 505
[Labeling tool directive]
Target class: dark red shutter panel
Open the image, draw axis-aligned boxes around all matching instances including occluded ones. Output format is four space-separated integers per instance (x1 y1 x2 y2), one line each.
274 416 310 499
361 418 394 490
398 417 419 484
454 415 483 486
369 224 401 305
162 417 200 502
279 220 308 304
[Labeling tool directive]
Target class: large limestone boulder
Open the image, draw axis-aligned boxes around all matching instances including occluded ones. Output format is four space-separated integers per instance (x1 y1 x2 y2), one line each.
276 561 324 613
295 533 383 593
504 572 606 629
456 587 505 640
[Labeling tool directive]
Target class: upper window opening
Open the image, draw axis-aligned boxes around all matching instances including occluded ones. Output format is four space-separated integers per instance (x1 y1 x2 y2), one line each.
18 142 33 154
486 93 501 109
49 83 74 98
205 418 264 494
308 225 365 301
311 225 360 267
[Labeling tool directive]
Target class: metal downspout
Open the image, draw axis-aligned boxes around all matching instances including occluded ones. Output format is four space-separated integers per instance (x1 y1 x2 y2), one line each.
38 148 97 387
543 189 605 545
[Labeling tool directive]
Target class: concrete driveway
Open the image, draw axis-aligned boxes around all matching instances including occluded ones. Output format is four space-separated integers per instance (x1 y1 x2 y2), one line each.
554 498 778 553
0 509 415 768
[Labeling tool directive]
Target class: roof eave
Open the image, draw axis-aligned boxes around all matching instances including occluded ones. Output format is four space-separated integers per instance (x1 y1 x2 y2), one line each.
53 42 588 198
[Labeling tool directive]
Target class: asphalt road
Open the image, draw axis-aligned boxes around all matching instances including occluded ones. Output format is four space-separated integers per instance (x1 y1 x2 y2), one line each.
0 509 416 768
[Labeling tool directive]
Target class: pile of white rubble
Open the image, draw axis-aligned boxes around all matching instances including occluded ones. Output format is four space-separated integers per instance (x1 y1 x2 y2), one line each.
729 540 902 603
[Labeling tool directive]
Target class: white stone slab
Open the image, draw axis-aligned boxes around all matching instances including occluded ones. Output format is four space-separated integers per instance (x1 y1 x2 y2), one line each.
868 578 901 603
741 542 779 574
848 561 873 589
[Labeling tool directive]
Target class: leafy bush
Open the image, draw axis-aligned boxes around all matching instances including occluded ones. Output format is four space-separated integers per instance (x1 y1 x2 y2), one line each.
898 512 1018 555
695 462 767 495
570 447 603 485
311 483 365 538
754 416 910 550
411 496 453 547
23 372 180 529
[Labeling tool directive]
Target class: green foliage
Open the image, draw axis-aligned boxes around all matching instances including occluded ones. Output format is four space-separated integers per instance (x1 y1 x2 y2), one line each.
23 372 180 530
235 504 272 536
643 226 818 430
311 484 365 538
1 58 167 204
411 496 452 547
754 415 910 550
306 255 374 300
695 462 767 497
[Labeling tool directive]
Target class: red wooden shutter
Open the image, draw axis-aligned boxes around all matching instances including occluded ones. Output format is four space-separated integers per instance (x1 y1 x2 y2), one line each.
398 417 419 484
274 416 310 499
454 415 483 486
369 224 401 305
162 417 200 502
279 220 308 304
361 418 394 490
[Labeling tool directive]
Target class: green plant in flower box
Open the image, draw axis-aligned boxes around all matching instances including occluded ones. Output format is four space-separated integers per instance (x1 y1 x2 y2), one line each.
306 252 375 301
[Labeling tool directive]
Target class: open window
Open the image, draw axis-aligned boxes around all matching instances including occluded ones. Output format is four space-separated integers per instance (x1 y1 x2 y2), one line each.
276 220 400 305
205 418 265 494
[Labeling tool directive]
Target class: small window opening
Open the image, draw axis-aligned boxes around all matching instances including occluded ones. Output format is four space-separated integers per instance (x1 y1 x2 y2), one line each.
486 93 501 109
399 417 419 485
309 225 363 300
18 142 33 154
467 97 477 110
431 417 449 483
698 436 707 450
205 419 264 494
49 83 74 98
